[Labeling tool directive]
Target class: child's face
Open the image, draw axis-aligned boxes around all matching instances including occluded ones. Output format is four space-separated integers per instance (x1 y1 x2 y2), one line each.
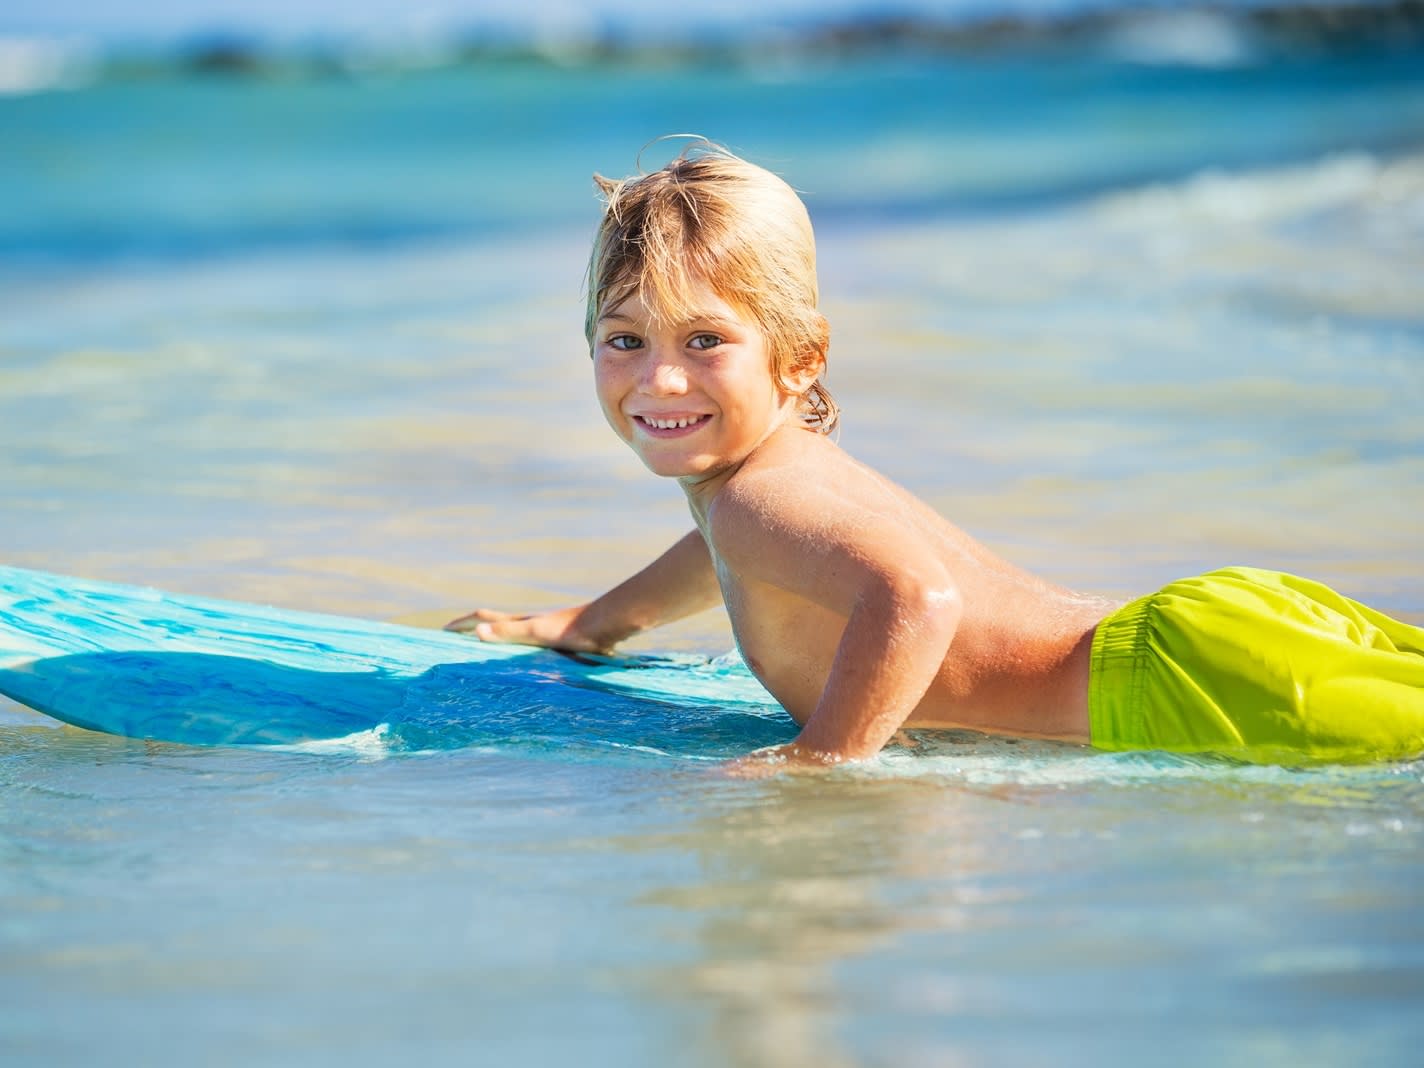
593 282 807 484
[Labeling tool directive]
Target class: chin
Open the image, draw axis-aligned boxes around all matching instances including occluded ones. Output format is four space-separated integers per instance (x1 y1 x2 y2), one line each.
642 457 705 478
635 450 718 479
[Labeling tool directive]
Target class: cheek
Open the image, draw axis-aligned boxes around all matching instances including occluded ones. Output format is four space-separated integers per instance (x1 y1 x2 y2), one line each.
592 358 620 396
592 362 630 423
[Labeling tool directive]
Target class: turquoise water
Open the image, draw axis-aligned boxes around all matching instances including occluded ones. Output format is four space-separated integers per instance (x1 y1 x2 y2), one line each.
3 11 1424 1065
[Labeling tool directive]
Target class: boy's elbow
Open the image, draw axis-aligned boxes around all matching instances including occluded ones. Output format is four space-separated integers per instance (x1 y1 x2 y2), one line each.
883 572 962 636
919 583 964 637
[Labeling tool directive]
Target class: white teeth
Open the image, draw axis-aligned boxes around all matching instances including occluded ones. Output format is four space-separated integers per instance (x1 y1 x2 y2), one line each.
646 416 699 430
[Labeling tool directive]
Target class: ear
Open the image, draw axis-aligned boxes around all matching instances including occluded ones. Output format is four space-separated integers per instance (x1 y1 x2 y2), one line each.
781 313 829 396
781 349 825 396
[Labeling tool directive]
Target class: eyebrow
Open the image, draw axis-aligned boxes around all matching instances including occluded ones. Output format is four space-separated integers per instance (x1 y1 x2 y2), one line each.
597 311 738 328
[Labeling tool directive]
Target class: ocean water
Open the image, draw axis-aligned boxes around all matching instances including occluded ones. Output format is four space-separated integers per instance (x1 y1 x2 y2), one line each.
3 9 1424 1065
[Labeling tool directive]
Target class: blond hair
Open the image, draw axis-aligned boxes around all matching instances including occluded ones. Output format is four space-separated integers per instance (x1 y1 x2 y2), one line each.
585 140 838 434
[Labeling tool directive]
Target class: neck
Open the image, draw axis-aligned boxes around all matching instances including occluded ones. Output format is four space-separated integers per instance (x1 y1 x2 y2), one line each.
677 415 813 519
678 461 739 520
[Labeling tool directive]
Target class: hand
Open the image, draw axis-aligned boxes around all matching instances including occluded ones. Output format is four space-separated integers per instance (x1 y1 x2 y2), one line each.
721 742 846 779
444 604 608 654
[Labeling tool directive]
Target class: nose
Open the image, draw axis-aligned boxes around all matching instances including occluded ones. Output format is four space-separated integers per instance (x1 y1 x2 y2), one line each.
637 346 687 396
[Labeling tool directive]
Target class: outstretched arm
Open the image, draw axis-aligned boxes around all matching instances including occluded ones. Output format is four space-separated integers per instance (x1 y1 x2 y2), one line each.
445 529 722 653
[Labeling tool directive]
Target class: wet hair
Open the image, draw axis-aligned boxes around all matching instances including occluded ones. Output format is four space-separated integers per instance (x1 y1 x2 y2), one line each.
585 139 838 434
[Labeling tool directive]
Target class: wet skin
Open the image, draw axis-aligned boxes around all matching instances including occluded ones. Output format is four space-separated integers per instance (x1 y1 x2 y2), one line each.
450 286 1112 768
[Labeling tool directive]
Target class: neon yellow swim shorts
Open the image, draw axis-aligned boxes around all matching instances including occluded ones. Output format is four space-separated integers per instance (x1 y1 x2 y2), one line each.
1088 567 1424 764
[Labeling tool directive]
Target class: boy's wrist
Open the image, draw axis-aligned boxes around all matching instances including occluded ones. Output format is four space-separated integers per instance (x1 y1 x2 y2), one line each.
568 601 642 653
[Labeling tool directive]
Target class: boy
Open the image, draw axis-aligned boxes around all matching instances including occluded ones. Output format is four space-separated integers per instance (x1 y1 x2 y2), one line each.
448 142 1424 770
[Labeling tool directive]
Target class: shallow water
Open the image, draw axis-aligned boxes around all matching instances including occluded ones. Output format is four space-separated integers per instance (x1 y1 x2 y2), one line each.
3 18 1424 1066
3 733 1421 1065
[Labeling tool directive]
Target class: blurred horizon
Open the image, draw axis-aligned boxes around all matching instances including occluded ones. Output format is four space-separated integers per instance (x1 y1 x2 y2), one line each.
3 0 1421 111
4 0 1421 46
4 0 1423 274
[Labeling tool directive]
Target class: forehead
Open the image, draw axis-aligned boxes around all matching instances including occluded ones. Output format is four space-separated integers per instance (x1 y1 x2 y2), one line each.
598 281 749 327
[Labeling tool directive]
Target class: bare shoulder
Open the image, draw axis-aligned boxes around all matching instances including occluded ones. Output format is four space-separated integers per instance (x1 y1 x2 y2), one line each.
708 429 924 572
713 431 860 526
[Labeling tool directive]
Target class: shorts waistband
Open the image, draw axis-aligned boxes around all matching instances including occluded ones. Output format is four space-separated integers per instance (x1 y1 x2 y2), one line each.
1088 593 1155 748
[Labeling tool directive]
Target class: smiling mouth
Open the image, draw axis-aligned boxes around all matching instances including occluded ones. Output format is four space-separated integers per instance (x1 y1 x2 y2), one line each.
634 414 711 434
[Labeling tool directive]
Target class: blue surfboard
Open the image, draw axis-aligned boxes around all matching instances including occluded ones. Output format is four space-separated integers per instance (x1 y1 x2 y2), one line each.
0 566 791 756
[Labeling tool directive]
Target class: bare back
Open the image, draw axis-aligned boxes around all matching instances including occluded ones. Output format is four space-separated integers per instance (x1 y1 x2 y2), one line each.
693 430 1115 743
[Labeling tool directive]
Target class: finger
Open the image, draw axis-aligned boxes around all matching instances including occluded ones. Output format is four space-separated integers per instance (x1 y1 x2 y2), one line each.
444 608 527 633
471 608 525 621
472 616 547 647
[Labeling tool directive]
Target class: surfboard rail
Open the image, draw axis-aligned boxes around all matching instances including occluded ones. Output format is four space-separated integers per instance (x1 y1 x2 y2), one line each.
0 566 785 752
